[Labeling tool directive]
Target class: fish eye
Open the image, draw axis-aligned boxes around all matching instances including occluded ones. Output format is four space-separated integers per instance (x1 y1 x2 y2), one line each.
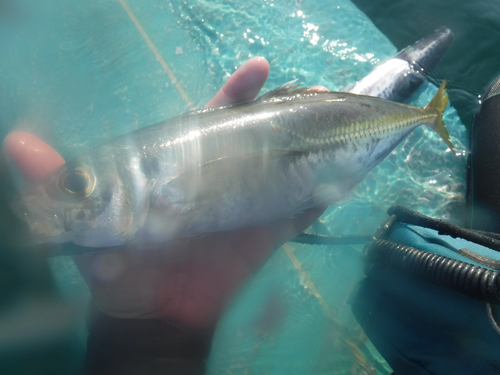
63 172 89 193
58 166 95 198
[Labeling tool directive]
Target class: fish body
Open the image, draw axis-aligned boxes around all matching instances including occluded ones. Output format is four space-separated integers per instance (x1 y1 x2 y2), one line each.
12 82 452 249
345 27 454 101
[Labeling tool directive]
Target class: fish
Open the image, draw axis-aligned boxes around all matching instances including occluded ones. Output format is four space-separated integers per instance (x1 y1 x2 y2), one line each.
11 81 453 251
345 27 454 102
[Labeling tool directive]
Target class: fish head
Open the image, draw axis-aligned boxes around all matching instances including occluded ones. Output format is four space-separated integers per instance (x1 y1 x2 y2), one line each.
11 157 135 248
396 27 454 74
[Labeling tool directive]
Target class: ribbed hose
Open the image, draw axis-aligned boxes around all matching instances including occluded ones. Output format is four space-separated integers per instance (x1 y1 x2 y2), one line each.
365 239 500 304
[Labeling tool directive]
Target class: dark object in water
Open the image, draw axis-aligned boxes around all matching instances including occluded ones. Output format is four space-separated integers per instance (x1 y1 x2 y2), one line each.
364 207 500 304
467 74 500 233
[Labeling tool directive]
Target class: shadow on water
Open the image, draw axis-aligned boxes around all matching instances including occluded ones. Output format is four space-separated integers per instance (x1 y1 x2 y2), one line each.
351 0 500 129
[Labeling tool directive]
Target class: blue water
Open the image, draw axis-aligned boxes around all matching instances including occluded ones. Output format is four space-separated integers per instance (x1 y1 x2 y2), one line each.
0 0 469 373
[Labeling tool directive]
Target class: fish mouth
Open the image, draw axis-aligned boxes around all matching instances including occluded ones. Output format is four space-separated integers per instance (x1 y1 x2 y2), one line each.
10 195 66 243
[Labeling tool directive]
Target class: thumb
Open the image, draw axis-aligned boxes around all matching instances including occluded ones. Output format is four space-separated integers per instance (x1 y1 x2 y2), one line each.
3 132 65 182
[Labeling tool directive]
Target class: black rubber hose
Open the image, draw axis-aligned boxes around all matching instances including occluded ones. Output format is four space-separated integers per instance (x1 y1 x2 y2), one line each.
389 205 500 251
291 232 371 245
365 239 500 304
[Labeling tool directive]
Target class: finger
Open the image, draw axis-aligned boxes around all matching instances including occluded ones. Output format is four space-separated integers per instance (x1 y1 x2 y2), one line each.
3 131 65 182
205 56 270 107
308 86 329 93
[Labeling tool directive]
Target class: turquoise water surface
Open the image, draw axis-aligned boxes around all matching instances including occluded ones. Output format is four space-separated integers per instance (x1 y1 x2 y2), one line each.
0 0 471 374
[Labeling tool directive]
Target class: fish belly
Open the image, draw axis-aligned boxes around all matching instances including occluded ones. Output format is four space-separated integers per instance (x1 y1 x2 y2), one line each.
140 150 343 242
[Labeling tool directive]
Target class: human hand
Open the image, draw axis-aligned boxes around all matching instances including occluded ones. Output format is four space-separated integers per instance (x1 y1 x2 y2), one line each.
3 57 327 329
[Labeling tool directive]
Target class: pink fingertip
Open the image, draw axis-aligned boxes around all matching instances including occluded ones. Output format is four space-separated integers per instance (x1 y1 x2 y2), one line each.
205 57 270 107
3 132 65 182
308 86 329 93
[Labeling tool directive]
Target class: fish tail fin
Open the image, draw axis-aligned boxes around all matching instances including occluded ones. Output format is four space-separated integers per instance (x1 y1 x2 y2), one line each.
425 80 455 155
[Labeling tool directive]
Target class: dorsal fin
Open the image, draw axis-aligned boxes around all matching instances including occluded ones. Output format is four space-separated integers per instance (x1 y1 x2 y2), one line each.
255 80 312 102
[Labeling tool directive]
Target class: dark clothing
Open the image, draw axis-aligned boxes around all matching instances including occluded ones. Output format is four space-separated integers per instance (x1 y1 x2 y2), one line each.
84 304 214 375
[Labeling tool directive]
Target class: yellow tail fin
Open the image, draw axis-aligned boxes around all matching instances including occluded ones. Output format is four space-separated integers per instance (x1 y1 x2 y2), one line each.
425 80 455 155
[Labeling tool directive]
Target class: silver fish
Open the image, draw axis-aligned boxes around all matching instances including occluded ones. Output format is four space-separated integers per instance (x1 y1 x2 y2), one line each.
345 27 454 101
11 81 453 250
